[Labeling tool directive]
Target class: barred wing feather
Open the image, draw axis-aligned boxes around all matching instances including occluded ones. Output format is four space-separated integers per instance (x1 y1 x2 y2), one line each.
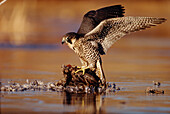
85 16 166 54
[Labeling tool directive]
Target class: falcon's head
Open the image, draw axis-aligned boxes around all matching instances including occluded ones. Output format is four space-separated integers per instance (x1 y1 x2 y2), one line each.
61 32 78 45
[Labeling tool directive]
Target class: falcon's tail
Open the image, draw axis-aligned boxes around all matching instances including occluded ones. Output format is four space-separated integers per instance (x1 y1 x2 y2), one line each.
96 58 106 86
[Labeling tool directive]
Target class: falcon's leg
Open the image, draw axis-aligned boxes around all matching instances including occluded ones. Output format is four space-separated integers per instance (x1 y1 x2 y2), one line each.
75 58 89 74
79 58 88 67
96 59 106 85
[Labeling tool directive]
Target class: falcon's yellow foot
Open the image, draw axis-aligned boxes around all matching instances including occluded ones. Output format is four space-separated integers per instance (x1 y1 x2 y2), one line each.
76 66 81 68
75 67 89 75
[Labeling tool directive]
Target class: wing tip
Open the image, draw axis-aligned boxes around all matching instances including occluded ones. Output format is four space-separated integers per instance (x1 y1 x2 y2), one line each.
159 18 167 22
153 17 167 24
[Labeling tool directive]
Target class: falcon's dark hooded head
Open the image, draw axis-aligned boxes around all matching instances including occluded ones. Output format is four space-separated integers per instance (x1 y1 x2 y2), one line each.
61 32 79 45
61 32 77 44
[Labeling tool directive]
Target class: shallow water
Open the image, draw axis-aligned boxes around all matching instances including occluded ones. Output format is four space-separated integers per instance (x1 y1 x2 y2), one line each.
1 38 170 113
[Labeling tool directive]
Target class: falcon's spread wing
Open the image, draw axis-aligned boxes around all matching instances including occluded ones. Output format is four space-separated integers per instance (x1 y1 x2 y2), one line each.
77 5 125 35
85 17 166 54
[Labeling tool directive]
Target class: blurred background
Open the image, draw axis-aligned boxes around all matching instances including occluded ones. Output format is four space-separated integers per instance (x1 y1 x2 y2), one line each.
0 0 169 45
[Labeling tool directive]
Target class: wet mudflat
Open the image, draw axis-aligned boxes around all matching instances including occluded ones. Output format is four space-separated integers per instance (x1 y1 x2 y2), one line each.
1 38 170 114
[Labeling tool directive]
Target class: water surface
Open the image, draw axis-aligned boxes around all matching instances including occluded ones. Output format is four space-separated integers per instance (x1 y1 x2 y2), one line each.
1 38 170 113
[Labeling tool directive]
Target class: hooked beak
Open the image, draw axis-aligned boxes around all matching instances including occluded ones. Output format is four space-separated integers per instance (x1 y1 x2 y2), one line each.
61 40 65 45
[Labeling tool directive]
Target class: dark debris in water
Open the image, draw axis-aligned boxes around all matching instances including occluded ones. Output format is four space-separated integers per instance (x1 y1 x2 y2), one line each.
0 80 62 92
145 81 164 94
153 81 161 87
0 80 119 94
145 87 164 94
0 65 120 94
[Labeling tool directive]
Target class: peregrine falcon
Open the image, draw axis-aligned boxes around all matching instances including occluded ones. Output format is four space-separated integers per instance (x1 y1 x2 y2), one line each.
61 5 166 85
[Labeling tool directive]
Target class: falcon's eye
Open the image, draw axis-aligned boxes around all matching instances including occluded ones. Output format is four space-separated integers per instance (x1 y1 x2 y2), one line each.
66 37 69 40
66 36 72 44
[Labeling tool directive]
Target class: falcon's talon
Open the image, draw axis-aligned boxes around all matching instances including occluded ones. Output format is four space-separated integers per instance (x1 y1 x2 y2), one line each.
76 66 81 69
75 67 89 75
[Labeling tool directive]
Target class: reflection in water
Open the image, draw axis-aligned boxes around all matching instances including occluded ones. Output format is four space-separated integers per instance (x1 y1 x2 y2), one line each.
63 92 105 113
